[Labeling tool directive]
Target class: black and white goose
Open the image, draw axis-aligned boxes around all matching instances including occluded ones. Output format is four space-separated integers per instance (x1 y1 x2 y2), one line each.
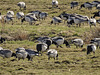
47 49 58 60
17 2 26 10
72 39 84 48
51 16 62 25
0 49 16 59
87 44 96 55
16 12 24 20
21 14 37 25
25 49 39 61
80 2 95 10
36 43 48 55
52 0 58 8
70 1 78 9
88 17 96 28
52 36 70 48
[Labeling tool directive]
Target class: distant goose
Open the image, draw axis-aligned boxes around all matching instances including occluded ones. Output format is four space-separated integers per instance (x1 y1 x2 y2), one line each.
51 16 62 25
16 12 24 20
90 38 100 48
52 0 58 8
72 39 84 48
36 43 48 55
17 2 26 10
4 16 14 25
47 49 58 60
21 15 37 25
80 2 95 10
88 17 96 28
70 1 78 9
15 47 28 60
25 49 39 61
87 44 96 55
30 11 41 19
39 12 48 20
0 36 5 44
0 49 16 59
52 36 70 48
7 11 14 17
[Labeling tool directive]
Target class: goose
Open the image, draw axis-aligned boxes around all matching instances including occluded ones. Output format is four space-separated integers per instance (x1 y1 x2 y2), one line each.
39 12 48 20
80 2 95 10
36 43 48 55
17 2 26 10
16 12 24 20
88 17 96 28
30 11 41 19
96 4 100 11
15 47 28 60
47 49 58 60
52 0 58 8
70 1 78 9
92 1 100 6
0 49 16 59
25 49 39 61
21 15 37 25
90 38 100 48
72 39 84 48
87 44 96 55
51 16 62 25
7 11 14 17
51 36 70 48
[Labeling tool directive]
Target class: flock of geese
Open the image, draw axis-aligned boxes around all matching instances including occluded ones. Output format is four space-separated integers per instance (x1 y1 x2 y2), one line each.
0 36 99 61
0 0 100 28
0 0 100 61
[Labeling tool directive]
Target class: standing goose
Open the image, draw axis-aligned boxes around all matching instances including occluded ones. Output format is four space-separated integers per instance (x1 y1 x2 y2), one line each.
70 1 78 9
47 49 58 60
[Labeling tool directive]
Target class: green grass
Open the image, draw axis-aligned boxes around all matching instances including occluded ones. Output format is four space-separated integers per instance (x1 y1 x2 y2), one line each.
0 0 100 75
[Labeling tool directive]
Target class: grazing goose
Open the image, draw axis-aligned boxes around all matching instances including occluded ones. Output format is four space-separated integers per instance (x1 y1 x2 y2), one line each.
25 49 39 61
88 17 96 28
4 16 14 25
30 11 41 19
0 49 16 59
87 44 96 55
52 36 70 48
21 15 37 25
47 49 58 60
90 38 100 48
7 11 14 17
39 12 48 20
16 12 24 20
52 0 58 8
51 16 62 25
58 12 71 24
36 43 48 55
17 2 26 10
15 47 28 60
80 2 95 10
70 1 78 9
72 39 84 48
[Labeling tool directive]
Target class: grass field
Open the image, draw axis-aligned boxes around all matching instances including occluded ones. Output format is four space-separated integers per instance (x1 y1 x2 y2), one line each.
0 0 100 75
